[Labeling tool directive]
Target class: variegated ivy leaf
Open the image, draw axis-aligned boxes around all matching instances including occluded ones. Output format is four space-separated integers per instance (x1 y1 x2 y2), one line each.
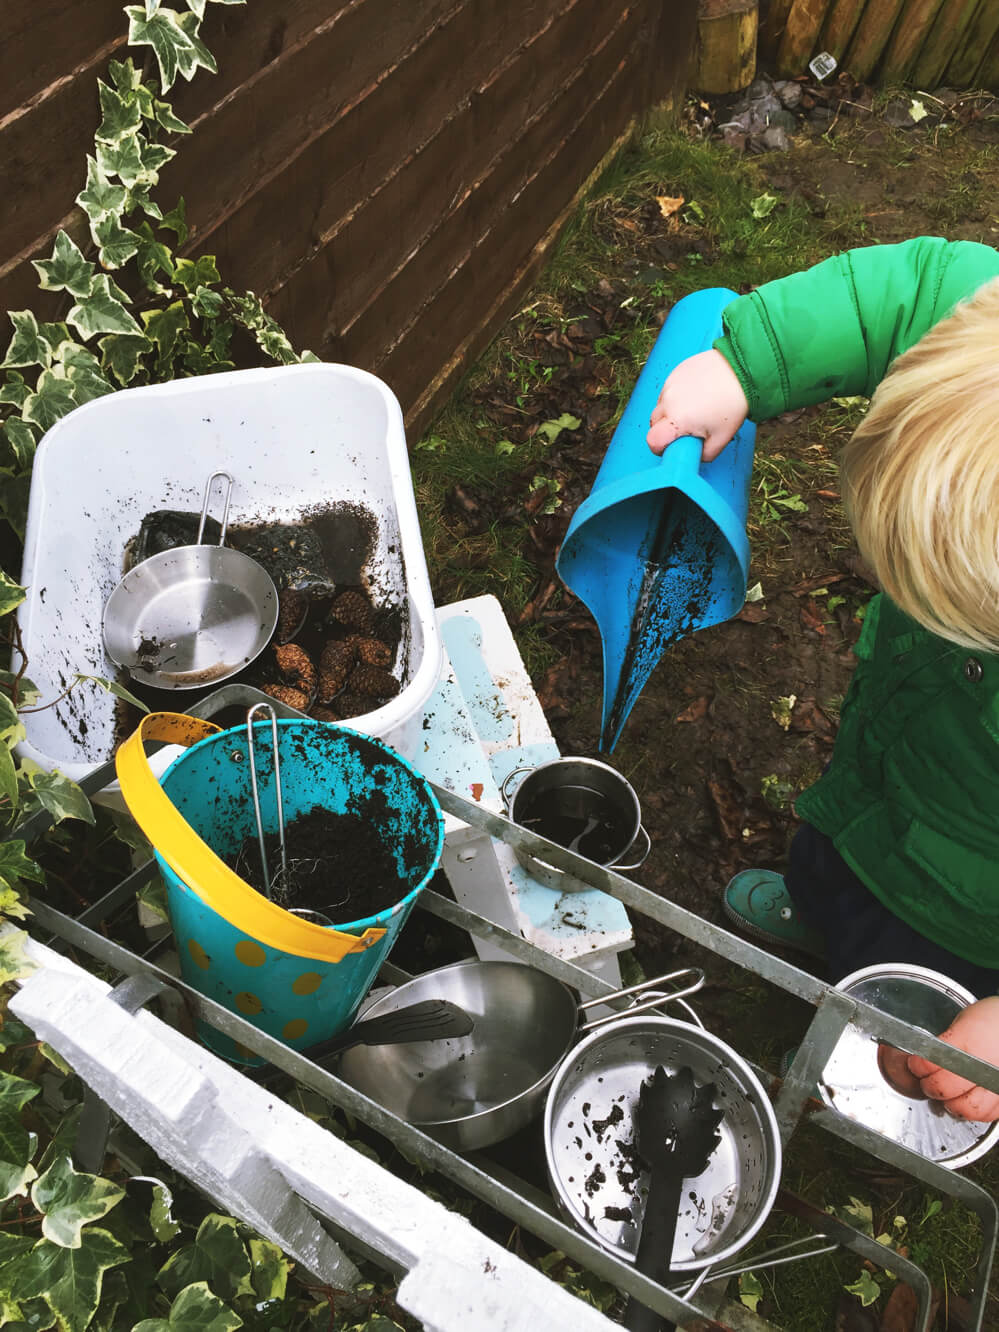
153 96 191 135
0 690 23 751
126 7 200 94
0 371 30 408
249 1237 291 1302
0 887 29 922
144 0 163 18
133 1280 243 1332
156 1214 254 1303
14 1227 130 1332
2 311 53 371
93 214 141 270
173 255 220 292
134 224 174 294
95 78 143 145
97 134 175 190
67 275 142 339
76 673 150 714
22 770 96 827
76 156 128 224
0 1072 39 1201
175 10 219 81
32 232 97 299
56 344 114 403
32 1157 125 1249
142 302 190 367
0 1015 33 1052
0 467 31 539
98 332 154 385
160 199 189 244
0 669 40 707
0 569 26 620
21 370 78 432
127 185 164 222
0 840 45 893
137 1177 182 1242
0 741 16 812
108 56 144 96
192 285 225 319
0 929 31 987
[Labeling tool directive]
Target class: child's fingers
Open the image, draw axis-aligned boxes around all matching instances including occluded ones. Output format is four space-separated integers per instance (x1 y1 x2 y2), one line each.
942 1084 999 1122
906 1053 976 1102
877 1043 923 1096
646 416 683 456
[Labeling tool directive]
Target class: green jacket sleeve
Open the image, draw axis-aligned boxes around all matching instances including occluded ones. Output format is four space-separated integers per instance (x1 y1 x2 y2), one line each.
714 237 999 422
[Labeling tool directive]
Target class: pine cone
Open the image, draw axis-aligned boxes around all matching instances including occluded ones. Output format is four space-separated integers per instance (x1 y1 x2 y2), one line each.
310 705 340 723
318 639 356 702
348 663 401 698
260 682 310 712
330 691 373 720
346 634 393 669
274 642 317 694
275 588 307 644
329 587 375 633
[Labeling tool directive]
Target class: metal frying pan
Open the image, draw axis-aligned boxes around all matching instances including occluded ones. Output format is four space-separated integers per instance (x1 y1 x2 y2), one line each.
102 471 279 690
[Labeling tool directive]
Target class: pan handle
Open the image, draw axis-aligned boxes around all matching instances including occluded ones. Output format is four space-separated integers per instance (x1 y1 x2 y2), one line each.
578 967 705 1031
196 470 234 547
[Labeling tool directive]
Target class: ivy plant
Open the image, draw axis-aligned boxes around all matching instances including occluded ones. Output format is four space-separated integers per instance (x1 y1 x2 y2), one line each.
0 4 413 1328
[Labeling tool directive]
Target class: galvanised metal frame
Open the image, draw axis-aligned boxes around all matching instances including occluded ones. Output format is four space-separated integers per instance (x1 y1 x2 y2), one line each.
18 749 999 1331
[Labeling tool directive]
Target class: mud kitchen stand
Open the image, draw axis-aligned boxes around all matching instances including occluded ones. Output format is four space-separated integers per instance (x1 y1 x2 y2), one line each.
10 595 999 1332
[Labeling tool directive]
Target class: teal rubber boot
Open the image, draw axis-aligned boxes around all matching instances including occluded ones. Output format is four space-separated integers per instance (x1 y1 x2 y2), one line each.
722 869 826 958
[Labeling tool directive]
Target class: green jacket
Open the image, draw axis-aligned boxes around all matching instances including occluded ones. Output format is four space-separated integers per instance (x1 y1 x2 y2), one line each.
715 237 999 967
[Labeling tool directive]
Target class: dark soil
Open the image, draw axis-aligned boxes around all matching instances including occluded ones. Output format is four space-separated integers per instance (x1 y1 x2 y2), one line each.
225 805 406 920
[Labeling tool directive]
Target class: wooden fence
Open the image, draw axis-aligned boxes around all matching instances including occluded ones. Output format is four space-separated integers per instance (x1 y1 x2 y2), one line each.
2 1 697 435
761 0 999 87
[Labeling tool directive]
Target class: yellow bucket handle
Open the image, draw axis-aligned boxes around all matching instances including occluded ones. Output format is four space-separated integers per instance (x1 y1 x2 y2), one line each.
115 712 386 962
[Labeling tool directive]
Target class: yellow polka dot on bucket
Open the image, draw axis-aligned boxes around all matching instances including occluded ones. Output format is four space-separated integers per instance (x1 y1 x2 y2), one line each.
292 971 322 995
187 939 211 970
283 1018 308 1041
235 991 263 1016
235 939 266 968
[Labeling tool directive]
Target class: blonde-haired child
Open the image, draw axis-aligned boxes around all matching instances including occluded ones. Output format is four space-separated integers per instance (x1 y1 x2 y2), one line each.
647 237 999 1122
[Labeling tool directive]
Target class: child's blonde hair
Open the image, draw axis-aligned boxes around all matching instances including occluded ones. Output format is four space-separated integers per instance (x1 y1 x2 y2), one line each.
841 275 999 654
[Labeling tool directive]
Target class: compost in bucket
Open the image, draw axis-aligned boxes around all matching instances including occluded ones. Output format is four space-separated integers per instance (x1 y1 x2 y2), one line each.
225 804 417 920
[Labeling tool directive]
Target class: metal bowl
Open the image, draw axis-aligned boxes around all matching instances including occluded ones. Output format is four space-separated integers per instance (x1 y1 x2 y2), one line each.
339 960 581 1151
543 1017 782 1273
819 963 999 1169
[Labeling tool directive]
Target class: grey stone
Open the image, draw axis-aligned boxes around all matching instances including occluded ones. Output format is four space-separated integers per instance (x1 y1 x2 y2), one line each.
774 80 802 109
767 108 799 133
883 98 916 128
721 127 748 152
761 126 792 152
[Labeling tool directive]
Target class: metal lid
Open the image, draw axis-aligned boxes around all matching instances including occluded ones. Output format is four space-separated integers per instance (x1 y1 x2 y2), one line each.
818 963 999 1169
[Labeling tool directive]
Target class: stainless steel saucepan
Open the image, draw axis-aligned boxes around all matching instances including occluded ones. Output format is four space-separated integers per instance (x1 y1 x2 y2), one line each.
103 471 278 690
337 959 704 1151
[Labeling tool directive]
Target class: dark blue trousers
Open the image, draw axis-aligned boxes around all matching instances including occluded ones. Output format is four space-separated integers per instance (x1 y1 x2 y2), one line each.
785 821 999 1001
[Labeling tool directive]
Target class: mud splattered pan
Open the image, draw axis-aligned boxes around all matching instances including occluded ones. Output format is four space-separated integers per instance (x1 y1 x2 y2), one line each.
543 1017 781 1273
338 960 704 1152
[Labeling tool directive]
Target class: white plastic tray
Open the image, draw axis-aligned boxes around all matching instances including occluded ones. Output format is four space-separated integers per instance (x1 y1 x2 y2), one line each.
16 363 442 782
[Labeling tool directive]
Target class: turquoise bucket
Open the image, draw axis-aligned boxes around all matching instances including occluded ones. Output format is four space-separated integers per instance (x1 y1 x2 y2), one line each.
156 720 445 1064
556 288 756 750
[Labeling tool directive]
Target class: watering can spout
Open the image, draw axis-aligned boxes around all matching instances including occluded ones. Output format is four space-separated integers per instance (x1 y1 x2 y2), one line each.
555 289 756 750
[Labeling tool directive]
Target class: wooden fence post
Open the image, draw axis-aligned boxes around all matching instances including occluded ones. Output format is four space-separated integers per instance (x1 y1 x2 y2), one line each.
879 0 947 83
911 0 984 88
968 11 999 85
946 0 999 85
843 0 906 81
818 0 868 62
777 0 836 78
695 0 759 93
759 0 795 62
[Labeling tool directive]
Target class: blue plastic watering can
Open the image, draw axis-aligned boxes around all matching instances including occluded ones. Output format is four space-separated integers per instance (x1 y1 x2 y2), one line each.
556 288 756 750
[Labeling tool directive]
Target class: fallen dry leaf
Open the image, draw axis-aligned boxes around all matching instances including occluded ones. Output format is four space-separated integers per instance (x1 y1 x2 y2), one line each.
707 777 744 843
675 696 709 723
879 1282 920 1332
799 599 827 635
655 194 684 218
736 602 769 623
791 571 846 595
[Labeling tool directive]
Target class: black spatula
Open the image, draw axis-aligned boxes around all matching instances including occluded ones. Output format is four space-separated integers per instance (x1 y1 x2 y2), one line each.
623 1064 724 1332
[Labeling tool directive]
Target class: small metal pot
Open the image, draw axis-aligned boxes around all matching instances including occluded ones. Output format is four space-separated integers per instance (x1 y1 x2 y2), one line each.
543 1017 782 1273
103 471 278 690
337 959 703 1151
500 757 650 894
819 962 999 1169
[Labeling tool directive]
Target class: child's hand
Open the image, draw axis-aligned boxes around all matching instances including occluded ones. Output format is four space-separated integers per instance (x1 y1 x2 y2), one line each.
647 349 749 461
880 996 999 1121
